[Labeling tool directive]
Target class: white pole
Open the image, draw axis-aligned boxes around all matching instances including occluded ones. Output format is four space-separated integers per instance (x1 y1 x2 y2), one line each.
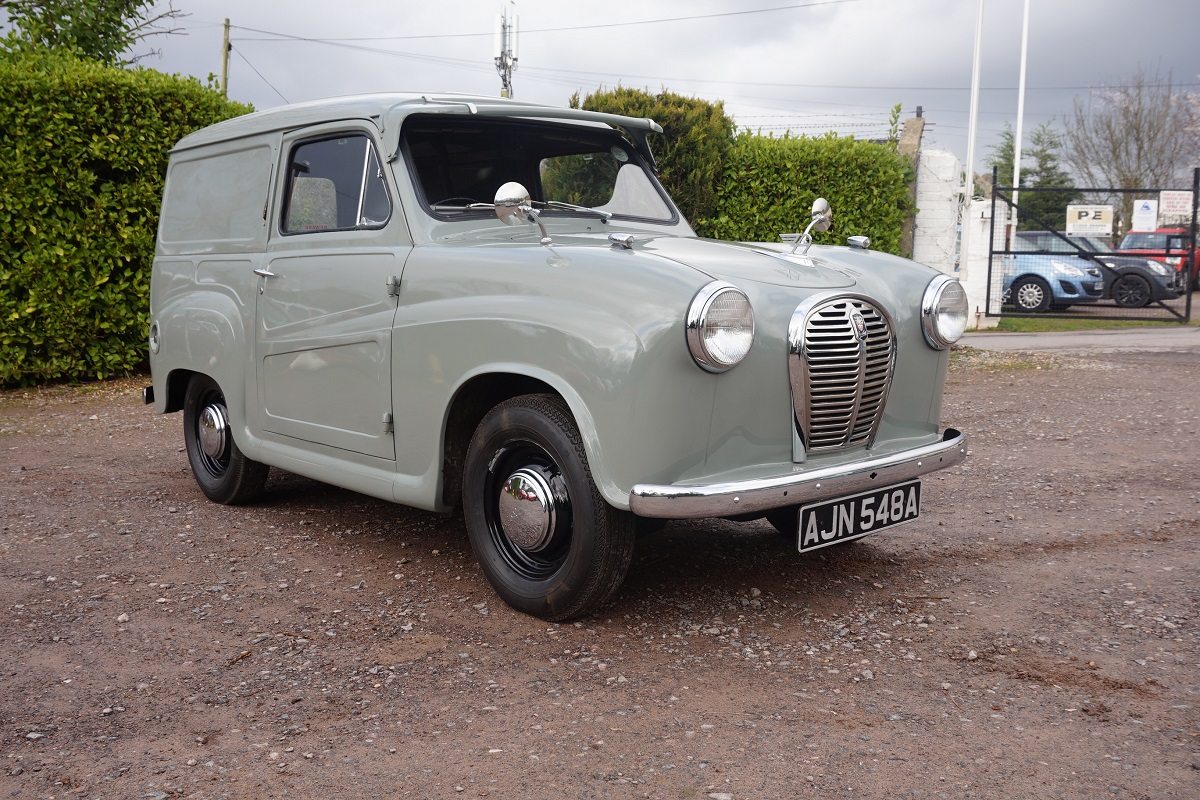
1010 0 1031 230
960 0 985 275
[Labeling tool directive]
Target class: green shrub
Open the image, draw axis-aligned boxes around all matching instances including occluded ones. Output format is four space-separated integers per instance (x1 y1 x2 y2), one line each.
709 131 914 254
0 52 250 386
573 87 735 235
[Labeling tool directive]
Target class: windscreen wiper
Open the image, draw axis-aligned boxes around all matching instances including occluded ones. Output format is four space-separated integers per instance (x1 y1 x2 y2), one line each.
539 200 612 221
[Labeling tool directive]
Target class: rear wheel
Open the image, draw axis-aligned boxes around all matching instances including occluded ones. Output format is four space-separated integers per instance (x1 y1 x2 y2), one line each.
1112 274 1152 308
1011 277 1052 312
766 506 800 538
183 375 268 504
462 394 635 621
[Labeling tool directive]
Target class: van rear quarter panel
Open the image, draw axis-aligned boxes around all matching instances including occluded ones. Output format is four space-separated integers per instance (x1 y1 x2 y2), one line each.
151 134 278 450
157 137 276 256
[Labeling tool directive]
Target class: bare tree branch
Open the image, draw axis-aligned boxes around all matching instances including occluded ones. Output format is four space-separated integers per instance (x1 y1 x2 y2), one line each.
1064 66 1200 229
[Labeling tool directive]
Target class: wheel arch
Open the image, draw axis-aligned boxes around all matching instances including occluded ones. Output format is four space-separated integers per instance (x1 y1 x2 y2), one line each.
1007 273 1054 309
440 368 611 510
163 368 197 413
1009 272 1051 288
150 286 249 427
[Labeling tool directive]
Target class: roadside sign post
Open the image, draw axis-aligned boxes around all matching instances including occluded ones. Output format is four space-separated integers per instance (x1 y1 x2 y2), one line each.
1131 199 1158 231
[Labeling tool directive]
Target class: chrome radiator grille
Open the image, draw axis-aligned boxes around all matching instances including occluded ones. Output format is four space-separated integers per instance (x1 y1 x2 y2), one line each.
789 297 895 453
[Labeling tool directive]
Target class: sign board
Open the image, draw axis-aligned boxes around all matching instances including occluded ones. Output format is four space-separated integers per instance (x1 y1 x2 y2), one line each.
1065 205 1113 236
1131 198 1158 231
1159 190 1193 221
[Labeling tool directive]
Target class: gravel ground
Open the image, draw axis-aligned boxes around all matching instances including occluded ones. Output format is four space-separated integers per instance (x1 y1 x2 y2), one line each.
1 348 1197 800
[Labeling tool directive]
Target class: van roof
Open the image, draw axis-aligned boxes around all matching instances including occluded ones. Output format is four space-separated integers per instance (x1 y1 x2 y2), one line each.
173 92 664 153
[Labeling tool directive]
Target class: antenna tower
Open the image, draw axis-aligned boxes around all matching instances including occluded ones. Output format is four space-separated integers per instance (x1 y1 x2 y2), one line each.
494 1 519 98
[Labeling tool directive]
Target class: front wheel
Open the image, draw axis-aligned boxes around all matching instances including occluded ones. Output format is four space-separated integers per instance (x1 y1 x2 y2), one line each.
183 374 268 504
1112 274 1152 308
1011 277 1052 312
462 394 635 621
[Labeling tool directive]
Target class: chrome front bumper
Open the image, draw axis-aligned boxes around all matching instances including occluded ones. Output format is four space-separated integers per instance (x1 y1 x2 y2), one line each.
629 429 967 519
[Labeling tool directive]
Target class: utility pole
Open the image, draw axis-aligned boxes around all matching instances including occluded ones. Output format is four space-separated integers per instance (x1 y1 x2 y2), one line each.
494 1 518 98
220 18 231 97
959 0 985 275
1010 0 1031 232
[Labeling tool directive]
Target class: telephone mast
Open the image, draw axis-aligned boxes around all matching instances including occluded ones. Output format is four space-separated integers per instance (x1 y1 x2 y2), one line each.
494 1 519 98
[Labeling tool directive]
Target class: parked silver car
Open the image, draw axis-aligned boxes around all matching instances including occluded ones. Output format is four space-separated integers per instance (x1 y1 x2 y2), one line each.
146 94 968 620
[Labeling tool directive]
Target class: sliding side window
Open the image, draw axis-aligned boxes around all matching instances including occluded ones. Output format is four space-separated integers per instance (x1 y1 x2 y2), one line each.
282 134 391 234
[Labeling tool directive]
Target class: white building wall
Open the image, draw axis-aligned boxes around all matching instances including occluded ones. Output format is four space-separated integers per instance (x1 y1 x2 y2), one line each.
961 197 1000 329
912 149 961 274
912 148 998 329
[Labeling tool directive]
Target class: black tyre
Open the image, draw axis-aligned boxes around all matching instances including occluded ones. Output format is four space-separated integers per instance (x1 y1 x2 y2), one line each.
462 394 636 621
1010 277 1052 312
1112 274 1152 308
183 374 268 504
765 506 800 538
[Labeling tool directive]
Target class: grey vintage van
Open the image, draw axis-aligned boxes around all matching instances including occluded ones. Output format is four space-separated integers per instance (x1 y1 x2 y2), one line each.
147 93 968 620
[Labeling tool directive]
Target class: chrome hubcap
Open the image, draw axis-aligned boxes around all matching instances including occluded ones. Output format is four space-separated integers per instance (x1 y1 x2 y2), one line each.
1017 283 1044 308
498 467 557 552
198 404 229 461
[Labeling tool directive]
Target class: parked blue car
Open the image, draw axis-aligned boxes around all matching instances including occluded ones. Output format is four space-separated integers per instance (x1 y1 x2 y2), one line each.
1000 255 1105 312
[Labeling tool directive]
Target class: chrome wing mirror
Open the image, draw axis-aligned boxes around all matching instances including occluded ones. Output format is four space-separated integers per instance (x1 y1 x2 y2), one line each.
782 197 833 255
494 182 552 246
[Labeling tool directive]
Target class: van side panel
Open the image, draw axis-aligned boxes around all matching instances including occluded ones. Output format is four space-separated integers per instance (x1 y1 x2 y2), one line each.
150 135 278 445
158 139 275 255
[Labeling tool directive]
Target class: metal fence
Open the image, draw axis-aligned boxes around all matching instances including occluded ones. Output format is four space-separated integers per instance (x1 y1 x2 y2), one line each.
986 167 1197 323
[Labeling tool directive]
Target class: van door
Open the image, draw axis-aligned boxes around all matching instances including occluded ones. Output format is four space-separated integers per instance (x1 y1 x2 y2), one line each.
255 126 408 460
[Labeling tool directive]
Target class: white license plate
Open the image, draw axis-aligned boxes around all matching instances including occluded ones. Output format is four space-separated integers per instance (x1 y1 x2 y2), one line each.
795 480 921 553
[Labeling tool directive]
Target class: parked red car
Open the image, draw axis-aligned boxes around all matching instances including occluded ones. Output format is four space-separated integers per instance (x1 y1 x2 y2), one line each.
1116 227 1197 290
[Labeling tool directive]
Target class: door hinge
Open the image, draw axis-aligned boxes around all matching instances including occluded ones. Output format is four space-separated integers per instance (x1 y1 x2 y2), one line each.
385 275 401 297
382 412 394 433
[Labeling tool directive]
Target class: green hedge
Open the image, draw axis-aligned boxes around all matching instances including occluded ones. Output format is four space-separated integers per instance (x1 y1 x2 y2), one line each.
574 87 735 237
0 52 250 386
708 132 914 254
574 89 912 250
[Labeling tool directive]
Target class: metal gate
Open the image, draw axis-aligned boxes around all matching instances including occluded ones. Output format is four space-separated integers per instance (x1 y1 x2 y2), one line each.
986 167 1197 322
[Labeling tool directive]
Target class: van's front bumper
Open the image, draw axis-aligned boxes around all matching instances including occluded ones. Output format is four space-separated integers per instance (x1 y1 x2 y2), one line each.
629 429 967 519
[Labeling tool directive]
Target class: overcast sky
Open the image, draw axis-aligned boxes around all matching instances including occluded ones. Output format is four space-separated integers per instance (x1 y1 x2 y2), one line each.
5 0 1199 174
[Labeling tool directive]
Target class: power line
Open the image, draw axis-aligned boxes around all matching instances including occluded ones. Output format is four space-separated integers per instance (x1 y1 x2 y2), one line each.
230 44 288 104
230 27 1200 94
230 1 864 41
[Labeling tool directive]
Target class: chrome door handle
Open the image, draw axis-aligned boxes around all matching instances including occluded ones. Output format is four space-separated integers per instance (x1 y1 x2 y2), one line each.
253 268 276 278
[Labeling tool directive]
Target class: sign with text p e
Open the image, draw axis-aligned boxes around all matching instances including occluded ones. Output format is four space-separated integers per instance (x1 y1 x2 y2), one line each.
1066 204 1113 236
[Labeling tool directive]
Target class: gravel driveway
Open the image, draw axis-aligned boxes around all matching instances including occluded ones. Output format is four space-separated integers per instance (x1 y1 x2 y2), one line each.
1 346 1197 799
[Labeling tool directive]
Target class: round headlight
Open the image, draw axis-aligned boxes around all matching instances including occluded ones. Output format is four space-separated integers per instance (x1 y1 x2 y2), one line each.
686 282 754 372
921 275 967 350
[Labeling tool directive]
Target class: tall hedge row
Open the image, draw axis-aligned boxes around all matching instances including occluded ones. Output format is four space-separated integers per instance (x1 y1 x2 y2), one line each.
708 132 914 254
0 53 250 385
574 87 736 237
577 89 912 252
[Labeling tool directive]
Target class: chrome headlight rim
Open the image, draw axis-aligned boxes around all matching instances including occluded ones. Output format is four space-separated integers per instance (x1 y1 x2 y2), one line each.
686 281 755 373
921 274 968 350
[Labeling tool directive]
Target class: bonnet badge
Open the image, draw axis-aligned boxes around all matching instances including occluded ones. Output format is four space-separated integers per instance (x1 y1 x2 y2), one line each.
850 311 868 342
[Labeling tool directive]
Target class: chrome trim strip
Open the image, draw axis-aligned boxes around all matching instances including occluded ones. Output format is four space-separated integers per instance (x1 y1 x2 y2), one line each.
629 429 966 519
